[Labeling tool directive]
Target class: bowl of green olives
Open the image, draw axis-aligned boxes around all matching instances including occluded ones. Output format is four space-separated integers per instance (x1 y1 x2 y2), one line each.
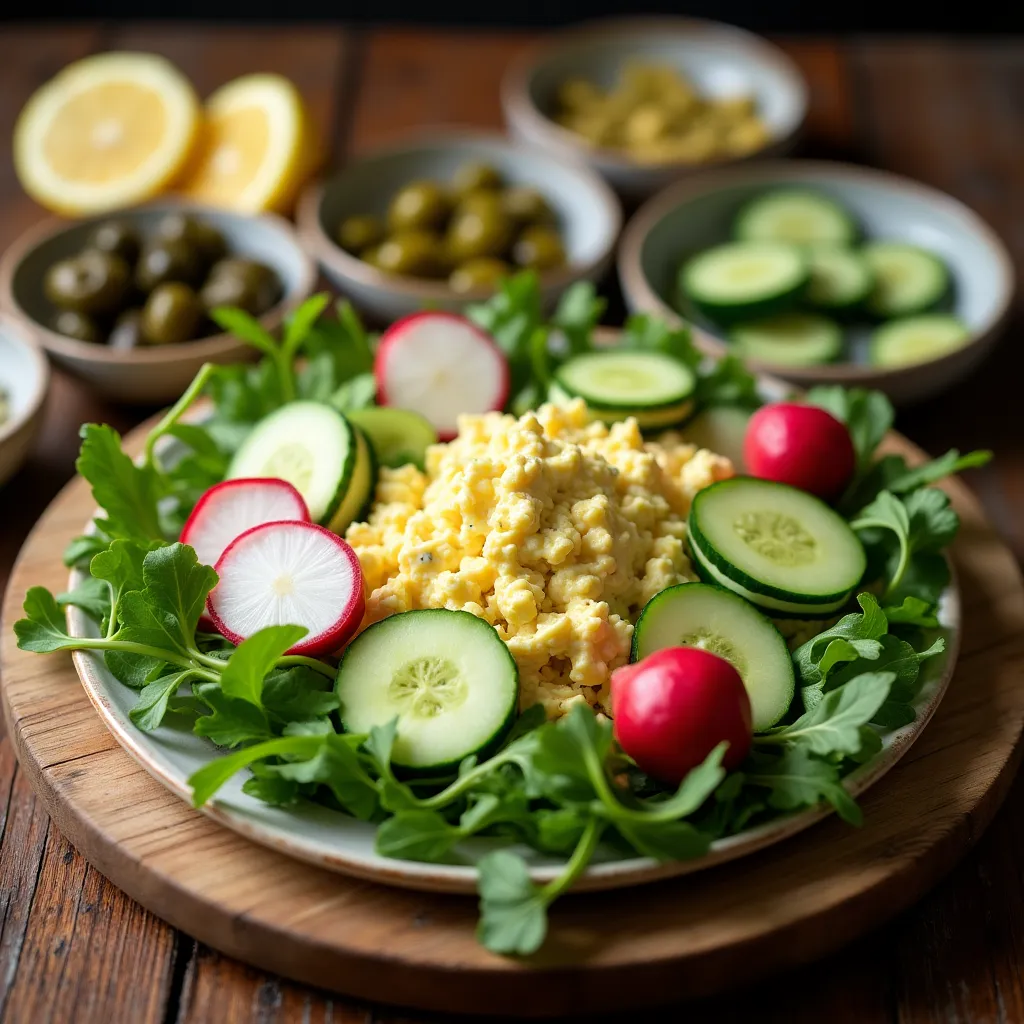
502 18 807 201
297 130 621 322
0 201 317 402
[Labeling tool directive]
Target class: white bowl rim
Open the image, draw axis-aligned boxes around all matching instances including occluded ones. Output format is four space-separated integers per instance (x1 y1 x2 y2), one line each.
501 15 810 173
296 125 623 303
617 158 1017 383
0 312 50 447
0 197 318 366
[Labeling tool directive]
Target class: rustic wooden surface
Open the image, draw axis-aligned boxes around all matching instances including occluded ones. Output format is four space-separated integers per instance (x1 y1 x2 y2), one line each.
0 24 1021 1024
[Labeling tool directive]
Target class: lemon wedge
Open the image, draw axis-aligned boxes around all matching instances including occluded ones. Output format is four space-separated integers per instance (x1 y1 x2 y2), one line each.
14 52 200 216
179 74 319 214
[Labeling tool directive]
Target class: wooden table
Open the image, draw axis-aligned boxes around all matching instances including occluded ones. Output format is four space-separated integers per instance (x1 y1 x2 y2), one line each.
0 24 1021 1024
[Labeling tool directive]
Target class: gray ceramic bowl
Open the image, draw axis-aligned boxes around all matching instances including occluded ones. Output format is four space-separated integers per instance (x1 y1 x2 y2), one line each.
502 18 808 201
0 199 317 404
618 160 1016 404
0 316 49 489
296 129 622 323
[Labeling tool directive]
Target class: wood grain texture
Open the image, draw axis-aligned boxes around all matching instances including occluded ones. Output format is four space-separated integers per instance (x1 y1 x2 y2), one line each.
2 417 1022 1018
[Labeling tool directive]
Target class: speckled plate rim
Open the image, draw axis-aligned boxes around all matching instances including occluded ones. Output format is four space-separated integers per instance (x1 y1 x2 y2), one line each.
64 456 960 895
617 159 1017 385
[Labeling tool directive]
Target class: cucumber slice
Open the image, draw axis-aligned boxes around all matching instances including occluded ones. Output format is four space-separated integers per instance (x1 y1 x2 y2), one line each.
735 190 857 246
688 478 865 613
327 425 377 533
682 406 751 471
632 582 795 731
228 402 357 525
805 246 873 310
863 242 949 317
336 609 519 774
552 350 696 429
347 406 437 470
681 242 809 322
731 313 842 367
870 314 971 368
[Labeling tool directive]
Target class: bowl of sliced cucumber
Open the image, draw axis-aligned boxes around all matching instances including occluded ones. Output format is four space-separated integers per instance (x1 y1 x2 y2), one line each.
618 160 1015 404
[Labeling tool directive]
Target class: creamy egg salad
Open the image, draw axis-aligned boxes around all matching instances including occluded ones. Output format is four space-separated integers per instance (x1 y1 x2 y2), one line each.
346 398 733 718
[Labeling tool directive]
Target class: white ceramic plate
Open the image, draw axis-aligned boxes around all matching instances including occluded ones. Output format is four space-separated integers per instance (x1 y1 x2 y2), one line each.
66 555 959 895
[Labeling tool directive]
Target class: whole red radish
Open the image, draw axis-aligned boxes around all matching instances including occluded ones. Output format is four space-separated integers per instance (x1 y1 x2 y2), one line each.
744 402 855 502
611 647 752 784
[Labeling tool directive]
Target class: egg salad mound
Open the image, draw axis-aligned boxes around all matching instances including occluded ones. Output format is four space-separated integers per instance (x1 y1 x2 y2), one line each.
346 399 733 719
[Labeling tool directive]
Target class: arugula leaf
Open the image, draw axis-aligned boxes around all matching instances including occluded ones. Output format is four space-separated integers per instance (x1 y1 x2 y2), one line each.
241 773 302 806
282 293 331 362
615 819 711 861
138 544 218 650
63 533 109 570
694 354 760 410
534 807 588 855
57 576 111 625
759 672 894 757
884 596 940 627
551 282 606 355
302 299 375 384
192 684 272 747
129 669 195 731
261 667 339 724
746 747 862 825
375 809 461 862
638 744 727 820
209 306 278 357
219 625 307 707
267 736 379 820
15 587 78 652
619 313 699 368
76 424 165 542
793 593 888 689
806 386 893 472
843 449 992 512
476 850 548 956
328 372 377 413
105 650 165 690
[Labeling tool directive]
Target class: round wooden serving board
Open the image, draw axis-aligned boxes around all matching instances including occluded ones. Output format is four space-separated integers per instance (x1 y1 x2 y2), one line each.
3 425 1024 1018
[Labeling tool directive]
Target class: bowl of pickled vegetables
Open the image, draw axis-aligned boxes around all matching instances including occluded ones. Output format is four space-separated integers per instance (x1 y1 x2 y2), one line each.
296 129 621 322
0 200 316 402
502 17 807 200
618 160 1015 403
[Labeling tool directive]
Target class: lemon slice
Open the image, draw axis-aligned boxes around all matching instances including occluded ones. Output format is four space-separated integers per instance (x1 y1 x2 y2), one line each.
14 52 200 216
180 74 317 214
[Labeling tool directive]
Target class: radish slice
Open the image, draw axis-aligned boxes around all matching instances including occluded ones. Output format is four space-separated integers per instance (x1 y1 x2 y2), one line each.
375 312 509 440
180 478 311 569
207 521 365 657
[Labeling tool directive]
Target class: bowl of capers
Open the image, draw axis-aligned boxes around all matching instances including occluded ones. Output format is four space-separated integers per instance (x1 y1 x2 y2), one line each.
296 129 621 322
502 17 808 200
0 200 316 402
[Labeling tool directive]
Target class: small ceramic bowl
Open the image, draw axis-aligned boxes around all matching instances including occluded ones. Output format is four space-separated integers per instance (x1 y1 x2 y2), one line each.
502 17 807 201
296 129 622 323
0 200 317 404
0 316 50 489
618 160 1016 404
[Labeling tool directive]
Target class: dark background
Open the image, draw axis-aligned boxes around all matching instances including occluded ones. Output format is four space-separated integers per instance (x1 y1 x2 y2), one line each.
6 1 1024 30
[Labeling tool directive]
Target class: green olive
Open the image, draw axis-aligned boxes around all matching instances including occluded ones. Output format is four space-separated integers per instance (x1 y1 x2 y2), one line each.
449 257 511 294
446 195 514 263
135 239 203 292
141 282 202 346
512 225 567 271
387 181 450 233
107 308 144 351
359 245 382 268
375 231 447 278
155 213 227 268
52 309 101 344
451 161 502 197
200 258 281 315
337 214 384 254
87 220 141 265
501 186 556 227
44 250 131 316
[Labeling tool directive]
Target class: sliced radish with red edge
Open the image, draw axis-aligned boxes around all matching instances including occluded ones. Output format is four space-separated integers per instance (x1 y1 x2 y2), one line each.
375 312 508 440
207 520 365 657
180 478 311 569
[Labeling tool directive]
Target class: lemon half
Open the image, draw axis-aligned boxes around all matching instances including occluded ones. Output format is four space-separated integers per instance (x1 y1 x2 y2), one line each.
180 74 318 214
14 52 200 216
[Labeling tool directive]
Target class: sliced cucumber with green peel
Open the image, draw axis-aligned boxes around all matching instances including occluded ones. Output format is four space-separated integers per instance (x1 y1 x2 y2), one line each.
680 241 809 322
347 406 437 470
632 582 795 731
863 242 949 317
552 350 696 429
688 478 866 616
682 405 751 470
228 401 359 526
327 425 377 533
735 190 858 246
805 246 873 311
870 314 971 368
336 609 519 774
731 312 843 367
